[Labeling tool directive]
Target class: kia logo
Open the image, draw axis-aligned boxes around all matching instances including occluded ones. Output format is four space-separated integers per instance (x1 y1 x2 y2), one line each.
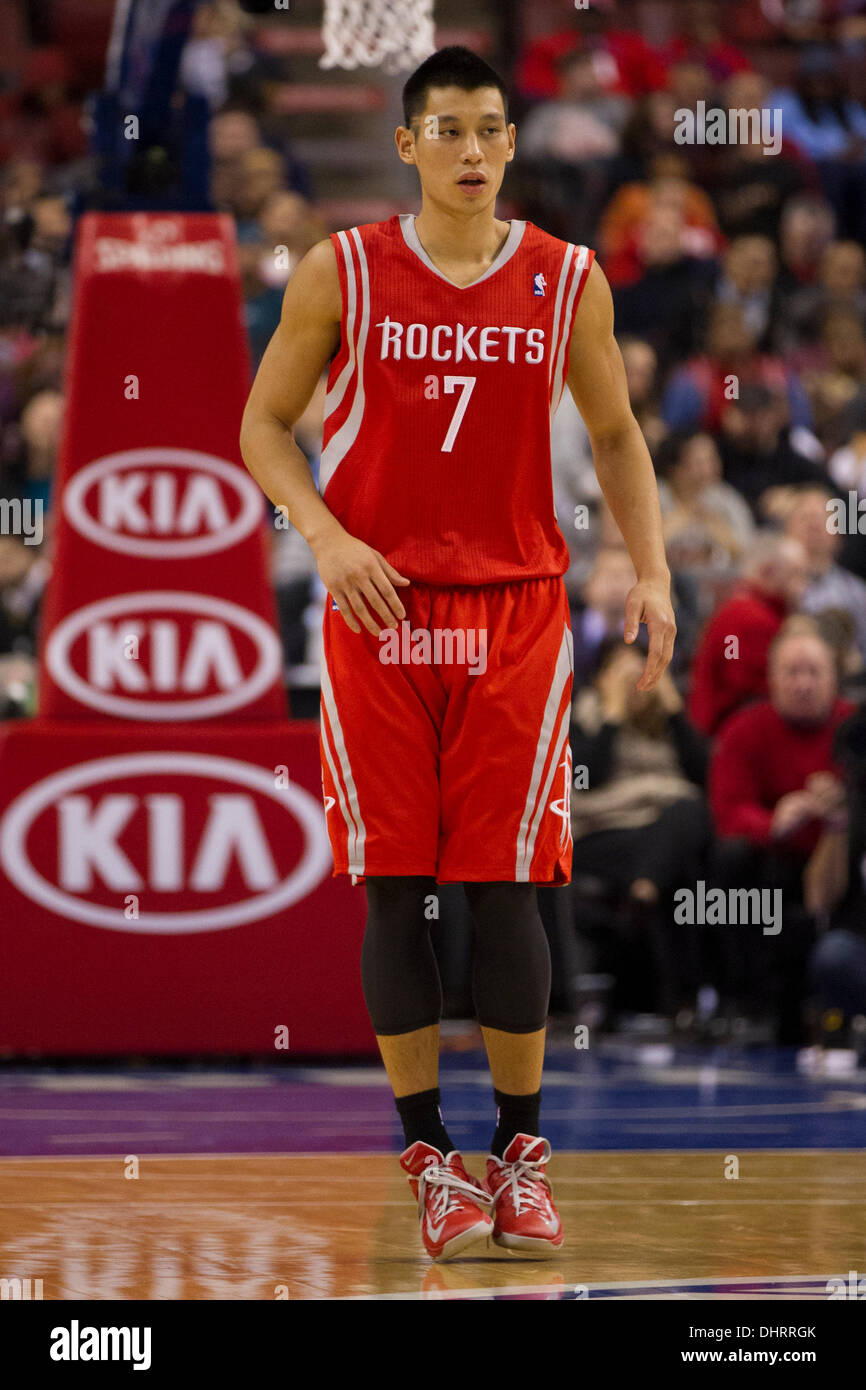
44 591 283 720
62 449 264 558
0 753 332 933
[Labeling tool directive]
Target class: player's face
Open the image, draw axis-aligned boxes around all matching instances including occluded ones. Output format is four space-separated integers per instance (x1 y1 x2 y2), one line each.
396 86 515 209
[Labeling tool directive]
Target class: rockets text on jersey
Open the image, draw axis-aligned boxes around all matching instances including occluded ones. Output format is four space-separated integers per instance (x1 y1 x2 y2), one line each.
320 214 595 586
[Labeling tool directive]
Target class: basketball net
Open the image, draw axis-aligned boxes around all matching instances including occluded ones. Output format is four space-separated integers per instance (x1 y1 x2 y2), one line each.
320 0 436 73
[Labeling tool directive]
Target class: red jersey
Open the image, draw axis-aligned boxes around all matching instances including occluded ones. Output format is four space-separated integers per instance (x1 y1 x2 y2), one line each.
320 213 595 586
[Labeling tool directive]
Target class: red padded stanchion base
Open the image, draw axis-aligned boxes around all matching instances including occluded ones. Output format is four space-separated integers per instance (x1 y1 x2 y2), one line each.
0 719 374 1056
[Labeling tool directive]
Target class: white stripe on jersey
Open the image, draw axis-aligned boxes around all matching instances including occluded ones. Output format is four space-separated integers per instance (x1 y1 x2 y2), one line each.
320 227 371 496
323 231 361 422
550 245 591 424
548 242 576 397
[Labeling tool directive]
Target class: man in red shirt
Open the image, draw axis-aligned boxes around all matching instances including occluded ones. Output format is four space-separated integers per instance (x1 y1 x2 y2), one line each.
707 622 854 1041
711 624 853 858
688 532 808 736
516 5 668 103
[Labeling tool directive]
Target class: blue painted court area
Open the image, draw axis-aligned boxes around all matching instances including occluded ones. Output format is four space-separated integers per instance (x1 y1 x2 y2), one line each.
1 1041 864 1156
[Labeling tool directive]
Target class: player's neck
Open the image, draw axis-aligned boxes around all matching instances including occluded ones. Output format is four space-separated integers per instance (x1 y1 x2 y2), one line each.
412 202 511 279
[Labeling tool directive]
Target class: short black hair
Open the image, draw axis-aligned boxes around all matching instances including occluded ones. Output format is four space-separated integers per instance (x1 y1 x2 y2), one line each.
652 429 708 477
402 45 509 129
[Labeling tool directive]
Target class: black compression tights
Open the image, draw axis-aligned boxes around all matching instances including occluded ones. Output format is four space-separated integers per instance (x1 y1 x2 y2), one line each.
361 876 551 1036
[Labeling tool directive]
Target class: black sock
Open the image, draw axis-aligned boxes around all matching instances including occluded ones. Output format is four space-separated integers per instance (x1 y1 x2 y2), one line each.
490 1087 541 1159
395 1086 454 1156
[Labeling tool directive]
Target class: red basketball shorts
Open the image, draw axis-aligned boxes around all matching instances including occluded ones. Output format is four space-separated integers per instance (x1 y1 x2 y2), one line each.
319 575 573 885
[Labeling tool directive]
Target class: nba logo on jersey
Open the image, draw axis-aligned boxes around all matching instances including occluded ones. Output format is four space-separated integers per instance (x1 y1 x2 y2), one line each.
533 272 547 296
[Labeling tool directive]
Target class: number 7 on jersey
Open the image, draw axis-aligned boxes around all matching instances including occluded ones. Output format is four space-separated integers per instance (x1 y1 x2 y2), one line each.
441 375 476 453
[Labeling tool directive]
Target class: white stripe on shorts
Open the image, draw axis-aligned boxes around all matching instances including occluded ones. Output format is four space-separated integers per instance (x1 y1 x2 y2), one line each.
320 653 367 874
515 622 573 881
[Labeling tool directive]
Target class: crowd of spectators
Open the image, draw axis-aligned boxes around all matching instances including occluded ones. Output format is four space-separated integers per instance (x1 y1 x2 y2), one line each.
529 1 866 1049
2 0 866 1050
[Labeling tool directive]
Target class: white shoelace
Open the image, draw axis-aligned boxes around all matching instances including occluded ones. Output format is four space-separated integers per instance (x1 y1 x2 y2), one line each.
494 1139 552 1217
417 1159 493 1222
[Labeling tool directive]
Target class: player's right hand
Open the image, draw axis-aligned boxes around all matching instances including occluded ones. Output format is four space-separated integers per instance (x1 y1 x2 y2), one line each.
315 530 410 635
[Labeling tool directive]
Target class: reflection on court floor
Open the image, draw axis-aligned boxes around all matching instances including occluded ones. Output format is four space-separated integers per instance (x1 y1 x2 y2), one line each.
1 1045 864 1300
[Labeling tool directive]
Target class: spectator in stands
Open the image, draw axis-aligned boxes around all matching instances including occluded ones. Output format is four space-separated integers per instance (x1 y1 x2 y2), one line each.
518 50 627 162
570 637 710 1017
571 547 635 686
1 159 45 220
516 48 628 240
600 168 723 290
0 651 37 719
516 3 668 105
181 0 254 112
231 147 288 239
240 190 327 368
260 190 326 264
0 47 86 167
808 305 866 396
611 202 718 369
804 703 866 1052
551 388 598 596
797 307 866 447
655 428 754 594
729 0 838 45
237 239 283 369
776 240 866 355
610 95 683 187
208 108 303 218
777 195 837 297
210 106 261 163
784 484 866 662
270 373 325 669
708 621 855 1040
620 336 666 454
0 534 48 656
712 75 815 242
720 382 828 517
662 0 752 82
1 386 62 516
808 607 865 701
828 401 866 502
0 188 71 335
768 47 866 164
663 306 816 441
714 236 779 349
6 330 65 425
687 531 808 736
553 338 667 594
767 47 866 241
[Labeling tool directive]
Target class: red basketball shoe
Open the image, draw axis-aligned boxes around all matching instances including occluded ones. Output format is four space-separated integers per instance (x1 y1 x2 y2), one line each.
483 1134 563 1254
400 1142 494 1260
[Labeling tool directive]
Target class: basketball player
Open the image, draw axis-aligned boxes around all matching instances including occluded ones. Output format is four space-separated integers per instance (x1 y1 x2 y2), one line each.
240 46 675 1260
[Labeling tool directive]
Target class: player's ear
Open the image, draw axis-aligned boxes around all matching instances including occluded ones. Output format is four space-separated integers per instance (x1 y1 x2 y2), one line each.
395 125 417 166
505 122 516 161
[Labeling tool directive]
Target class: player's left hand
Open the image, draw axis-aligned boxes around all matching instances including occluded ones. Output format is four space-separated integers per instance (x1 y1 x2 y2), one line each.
623 578 676 691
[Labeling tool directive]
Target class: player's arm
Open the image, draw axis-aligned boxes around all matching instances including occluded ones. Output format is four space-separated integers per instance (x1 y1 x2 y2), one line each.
239 238 408 636
565 258 675 690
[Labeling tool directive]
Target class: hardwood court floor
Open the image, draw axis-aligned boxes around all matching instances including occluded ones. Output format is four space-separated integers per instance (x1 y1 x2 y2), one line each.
1 1150 864 1299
